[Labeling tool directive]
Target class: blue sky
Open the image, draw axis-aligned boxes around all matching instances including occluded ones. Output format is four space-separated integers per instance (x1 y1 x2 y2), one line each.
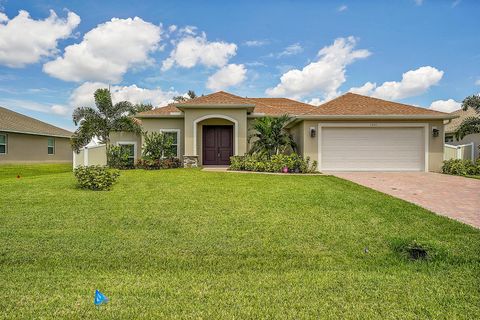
0 0 479 130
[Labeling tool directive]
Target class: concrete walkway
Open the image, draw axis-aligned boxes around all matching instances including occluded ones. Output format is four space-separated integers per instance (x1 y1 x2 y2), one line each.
329 172 480 228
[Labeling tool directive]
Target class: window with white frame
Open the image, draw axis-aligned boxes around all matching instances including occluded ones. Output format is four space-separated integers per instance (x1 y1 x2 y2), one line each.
160 129 180 158
47 137 55 155
0 133 7 154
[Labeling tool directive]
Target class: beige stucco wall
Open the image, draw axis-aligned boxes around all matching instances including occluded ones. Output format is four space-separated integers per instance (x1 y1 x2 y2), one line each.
446 133 480 160
298 119 445 172
183 109 248 157
0 132 72 163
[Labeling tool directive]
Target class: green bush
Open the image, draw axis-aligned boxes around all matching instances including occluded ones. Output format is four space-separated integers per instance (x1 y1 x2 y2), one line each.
142 131 175 160
107 145 134 169
229 153 318 173
73 166 120 191
442 159 480 176
136 158 182 170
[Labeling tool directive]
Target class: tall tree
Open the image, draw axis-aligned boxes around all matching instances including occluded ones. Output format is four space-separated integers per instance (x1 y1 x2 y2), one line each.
248 115 296 157
173 90 197 102
71 88 141 152
454 94 480 140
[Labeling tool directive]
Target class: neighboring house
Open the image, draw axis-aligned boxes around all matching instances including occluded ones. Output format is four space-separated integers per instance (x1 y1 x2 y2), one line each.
0 107 73 163
444 107 479 160
104 91 454 172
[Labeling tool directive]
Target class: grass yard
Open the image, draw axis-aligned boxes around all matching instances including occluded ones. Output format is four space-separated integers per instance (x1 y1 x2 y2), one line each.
0 165 479 319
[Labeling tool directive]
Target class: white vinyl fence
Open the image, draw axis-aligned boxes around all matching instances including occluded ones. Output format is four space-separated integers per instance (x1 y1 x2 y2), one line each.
73 144 107 168
444 143 475 161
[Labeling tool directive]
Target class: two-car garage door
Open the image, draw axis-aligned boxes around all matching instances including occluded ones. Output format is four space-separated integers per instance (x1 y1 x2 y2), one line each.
321 126 426 171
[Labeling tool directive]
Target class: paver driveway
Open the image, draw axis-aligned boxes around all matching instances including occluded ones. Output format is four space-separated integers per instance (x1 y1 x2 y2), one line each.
330 172 480 228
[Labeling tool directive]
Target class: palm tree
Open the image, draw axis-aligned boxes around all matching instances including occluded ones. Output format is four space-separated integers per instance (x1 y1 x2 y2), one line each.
71 88 141 152
454 94 480 140
173 90 197 102
248 115 296 157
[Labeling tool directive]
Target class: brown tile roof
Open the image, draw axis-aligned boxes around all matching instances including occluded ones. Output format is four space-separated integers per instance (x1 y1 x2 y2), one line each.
0 106 72 138
136 91 452 119
136 104 181 116
177 91 252 106
136 91 315 117
248 98 316 115
445 107 478 133
303 93 448 116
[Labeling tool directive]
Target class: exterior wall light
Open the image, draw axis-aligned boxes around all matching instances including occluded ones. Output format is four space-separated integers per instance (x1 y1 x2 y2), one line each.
310 127 316 138
432 127 439 137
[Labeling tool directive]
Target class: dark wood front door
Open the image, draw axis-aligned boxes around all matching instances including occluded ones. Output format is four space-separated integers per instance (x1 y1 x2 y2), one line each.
202 125 233 165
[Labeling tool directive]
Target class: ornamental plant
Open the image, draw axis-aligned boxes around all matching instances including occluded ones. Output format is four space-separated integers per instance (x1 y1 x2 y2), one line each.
73 165 120 191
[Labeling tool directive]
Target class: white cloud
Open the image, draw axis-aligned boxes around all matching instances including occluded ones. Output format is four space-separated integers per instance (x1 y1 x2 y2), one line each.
349 82 377 95
43 17 161 83
51 104 69 115
338 5 348 12
414 0 424 5
428 99 461 113
349 66 444 100
162 33 237 71
168 25 177 33
266 36 370 100
307 98 322 106
475 79 480 86
0 98 70 117
244 40 268 47
206 64 247 91
278 43 303 57
69 82 178 109
0 10 80 67
178 25 197 36
452 0 461 7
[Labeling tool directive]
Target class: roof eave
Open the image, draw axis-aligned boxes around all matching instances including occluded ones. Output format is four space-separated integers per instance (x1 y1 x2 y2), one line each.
134 114 185 119
296 114 458 120
0 129 71 138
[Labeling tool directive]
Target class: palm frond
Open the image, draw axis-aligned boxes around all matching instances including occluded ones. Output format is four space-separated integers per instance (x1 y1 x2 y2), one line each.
454 116 480 140
94 88 113 116
72 107 101 126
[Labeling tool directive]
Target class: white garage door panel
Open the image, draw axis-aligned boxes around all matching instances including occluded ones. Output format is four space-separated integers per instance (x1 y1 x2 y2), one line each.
321 127 425 171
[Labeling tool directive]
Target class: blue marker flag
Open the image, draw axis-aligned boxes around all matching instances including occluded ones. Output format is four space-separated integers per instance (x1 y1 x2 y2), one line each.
94 290 109 306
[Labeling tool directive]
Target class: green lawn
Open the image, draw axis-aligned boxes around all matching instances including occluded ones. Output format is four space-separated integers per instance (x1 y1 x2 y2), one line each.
0 163 72 179
0 166 479 319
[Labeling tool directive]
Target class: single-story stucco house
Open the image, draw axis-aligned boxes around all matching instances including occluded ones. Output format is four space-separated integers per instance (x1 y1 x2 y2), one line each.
0 106 73 163
104 91 455 172
444 107 479 160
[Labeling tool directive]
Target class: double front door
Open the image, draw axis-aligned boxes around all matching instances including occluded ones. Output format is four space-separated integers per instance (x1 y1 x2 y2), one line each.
202 125 233 165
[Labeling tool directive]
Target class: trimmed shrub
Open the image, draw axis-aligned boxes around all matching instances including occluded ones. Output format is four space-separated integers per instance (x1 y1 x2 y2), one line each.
136 157 182 170
73 166 120 191
229 153 318 173
107 145 134 169
142 131 175 160
442 159 480 176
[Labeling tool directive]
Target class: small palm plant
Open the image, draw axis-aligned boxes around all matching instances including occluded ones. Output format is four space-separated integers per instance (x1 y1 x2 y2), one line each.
248 115 296 157
71 88 141 153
